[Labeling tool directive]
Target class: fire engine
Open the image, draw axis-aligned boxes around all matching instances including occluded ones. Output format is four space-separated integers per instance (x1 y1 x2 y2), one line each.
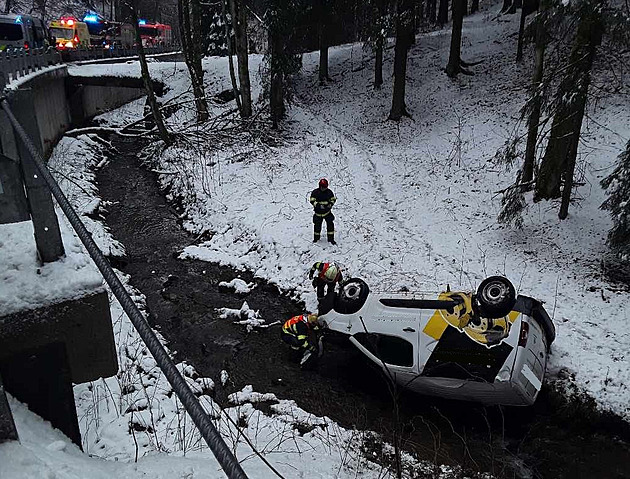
82 13 134 49
138 20 172 47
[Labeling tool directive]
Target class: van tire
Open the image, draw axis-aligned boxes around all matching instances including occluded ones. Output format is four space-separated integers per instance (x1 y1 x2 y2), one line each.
475 276 516 319
334 278 370 314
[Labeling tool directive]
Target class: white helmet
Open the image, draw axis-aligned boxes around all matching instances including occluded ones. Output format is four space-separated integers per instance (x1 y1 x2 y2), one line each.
323 263 340 282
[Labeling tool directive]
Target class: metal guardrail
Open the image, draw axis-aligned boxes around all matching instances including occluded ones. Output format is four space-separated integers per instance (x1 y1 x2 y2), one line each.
0 45 176 90
0 47 62 87
59 44 174 62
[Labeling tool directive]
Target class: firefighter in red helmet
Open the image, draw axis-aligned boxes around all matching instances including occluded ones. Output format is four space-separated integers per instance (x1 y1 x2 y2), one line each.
310 178 337 245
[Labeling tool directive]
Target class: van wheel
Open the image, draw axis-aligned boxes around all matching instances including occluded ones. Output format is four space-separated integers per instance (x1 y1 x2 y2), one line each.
475 276 516 319
334 278 370 314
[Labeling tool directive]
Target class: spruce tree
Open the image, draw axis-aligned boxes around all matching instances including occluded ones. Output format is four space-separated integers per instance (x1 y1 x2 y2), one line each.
601 141 630 258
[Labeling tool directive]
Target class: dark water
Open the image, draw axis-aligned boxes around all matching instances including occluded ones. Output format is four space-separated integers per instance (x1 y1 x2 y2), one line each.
96 136 630 479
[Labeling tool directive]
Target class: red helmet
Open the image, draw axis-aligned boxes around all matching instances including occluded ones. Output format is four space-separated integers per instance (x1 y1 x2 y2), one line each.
319 178 328 188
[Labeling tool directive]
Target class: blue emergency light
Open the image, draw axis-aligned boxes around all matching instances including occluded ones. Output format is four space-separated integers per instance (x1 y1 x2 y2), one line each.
14 15 22 24
83 14 99 23
138 19 147 25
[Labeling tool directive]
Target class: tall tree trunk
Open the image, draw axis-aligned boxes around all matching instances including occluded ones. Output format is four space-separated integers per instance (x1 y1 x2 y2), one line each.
463 0 468 16
428 0 437 23
178 0 192 66
269 24 284 128
516 3 527 62
190 0 209 122
222 0 243 113
438 0 448 26
534 7 602 219
130 4 171 144
179 0 209 123
470 0 479 14
522 0 547 184
318 0 331 84
374 0 386 89
389 0 414 121
445 0 465 77
375 36 383 89
230 0 252 117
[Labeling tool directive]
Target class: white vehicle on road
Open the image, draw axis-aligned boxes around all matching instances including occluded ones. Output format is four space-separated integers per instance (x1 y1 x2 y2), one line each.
320 276 555 406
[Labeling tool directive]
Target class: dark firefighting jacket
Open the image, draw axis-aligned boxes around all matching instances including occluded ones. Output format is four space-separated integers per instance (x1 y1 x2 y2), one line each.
310 188 336 217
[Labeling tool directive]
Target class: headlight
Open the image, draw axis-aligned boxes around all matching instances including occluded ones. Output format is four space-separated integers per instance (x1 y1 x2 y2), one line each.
65 41 74 48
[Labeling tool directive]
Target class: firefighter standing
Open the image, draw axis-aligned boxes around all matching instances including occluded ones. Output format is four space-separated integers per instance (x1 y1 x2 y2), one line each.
281 313 323 367
310 178 337 244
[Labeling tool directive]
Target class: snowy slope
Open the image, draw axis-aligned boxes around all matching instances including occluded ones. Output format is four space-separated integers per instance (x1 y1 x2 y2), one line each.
64 5 630 421
1 134 469 477
158 13 628 420
3 4 628 479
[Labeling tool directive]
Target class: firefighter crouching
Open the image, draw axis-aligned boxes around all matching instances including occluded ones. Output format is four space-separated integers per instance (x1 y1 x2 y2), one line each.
281 313 324 368
310 178 337 244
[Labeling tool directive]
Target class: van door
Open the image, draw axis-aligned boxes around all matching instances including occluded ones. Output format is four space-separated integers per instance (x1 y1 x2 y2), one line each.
348 303 421 384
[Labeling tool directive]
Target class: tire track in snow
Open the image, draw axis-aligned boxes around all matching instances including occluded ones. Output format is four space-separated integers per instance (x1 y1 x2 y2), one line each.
293 105 451 288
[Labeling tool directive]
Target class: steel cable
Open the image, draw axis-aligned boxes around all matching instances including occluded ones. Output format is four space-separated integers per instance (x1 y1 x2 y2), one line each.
0 99 248 479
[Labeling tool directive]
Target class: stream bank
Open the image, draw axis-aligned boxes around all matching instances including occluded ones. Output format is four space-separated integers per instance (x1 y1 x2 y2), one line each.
95 136 630 479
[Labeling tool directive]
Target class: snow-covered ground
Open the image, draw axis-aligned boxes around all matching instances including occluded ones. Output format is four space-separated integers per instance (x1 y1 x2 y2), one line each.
117 11 628 420
0 213 104 316
2 142 470 478
66 4 630 421
2 4 629 478
2 95 470 479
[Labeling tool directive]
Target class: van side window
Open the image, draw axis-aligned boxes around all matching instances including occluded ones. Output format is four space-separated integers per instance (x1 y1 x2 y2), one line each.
355 333 414 367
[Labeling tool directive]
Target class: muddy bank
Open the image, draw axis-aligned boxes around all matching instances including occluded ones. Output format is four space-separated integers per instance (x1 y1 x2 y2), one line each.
96 137 630 479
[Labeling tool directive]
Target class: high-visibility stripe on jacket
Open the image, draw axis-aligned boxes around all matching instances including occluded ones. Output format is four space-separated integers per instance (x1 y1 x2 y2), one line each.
310 188 336 217
282 315 313 345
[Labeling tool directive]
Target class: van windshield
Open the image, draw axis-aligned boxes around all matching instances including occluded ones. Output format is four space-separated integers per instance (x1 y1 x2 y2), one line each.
0 23 23 41
50 27 74 40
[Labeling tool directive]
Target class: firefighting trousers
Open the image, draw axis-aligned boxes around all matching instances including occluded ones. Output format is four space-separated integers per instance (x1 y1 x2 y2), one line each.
280 329 313 351
313 213 335 241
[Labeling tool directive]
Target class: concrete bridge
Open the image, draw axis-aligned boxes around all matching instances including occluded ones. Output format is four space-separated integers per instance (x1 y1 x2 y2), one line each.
0 50 169 447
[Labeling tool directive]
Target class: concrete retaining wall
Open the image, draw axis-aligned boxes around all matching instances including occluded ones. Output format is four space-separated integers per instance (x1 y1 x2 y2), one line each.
0 291 117 384
67 84 144 127
0 65 148 158
30 72 72 155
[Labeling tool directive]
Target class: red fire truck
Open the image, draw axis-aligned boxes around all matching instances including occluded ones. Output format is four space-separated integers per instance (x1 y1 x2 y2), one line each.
137 21 172 47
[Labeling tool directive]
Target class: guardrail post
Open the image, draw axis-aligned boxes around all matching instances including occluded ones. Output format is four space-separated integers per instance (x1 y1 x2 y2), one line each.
5 52 14 81
0 374 19 445
25 49 31 75
9 89 64 262
19 50 25 77
0 153 30 224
